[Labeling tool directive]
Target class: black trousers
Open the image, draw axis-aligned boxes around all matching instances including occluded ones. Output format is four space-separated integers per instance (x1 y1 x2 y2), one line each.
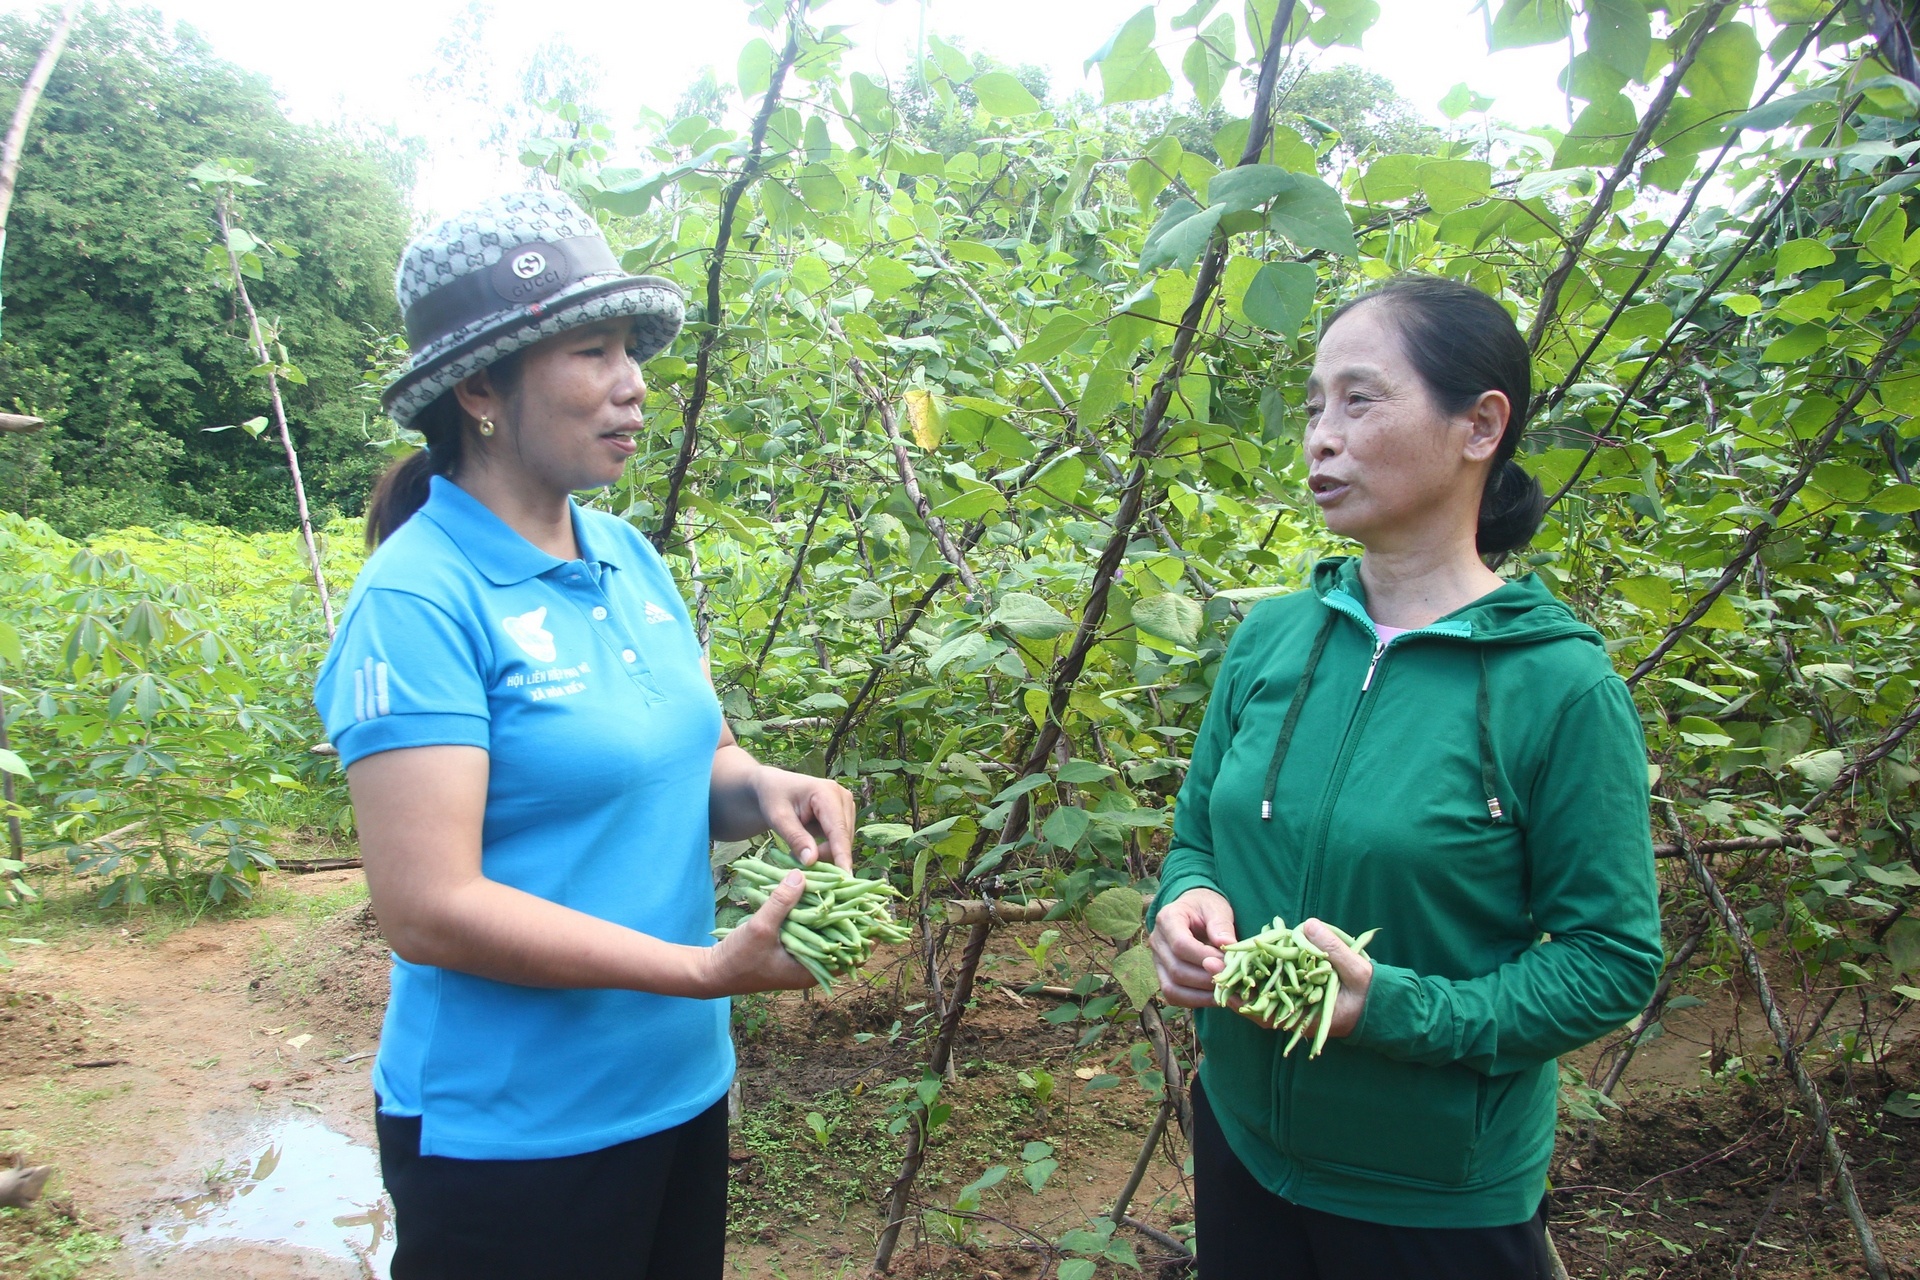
375 1095 729 1280
1192 1076 1554 1280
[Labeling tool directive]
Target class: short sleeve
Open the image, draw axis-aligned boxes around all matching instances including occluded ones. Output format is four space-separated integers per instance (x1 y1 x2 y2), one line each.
315 588 492 767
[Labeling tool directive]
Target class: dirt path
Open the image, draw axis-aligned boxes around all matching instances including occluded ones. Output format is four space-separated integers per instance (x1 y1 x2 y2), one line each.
5 872 1918 1280
0 873 386 1278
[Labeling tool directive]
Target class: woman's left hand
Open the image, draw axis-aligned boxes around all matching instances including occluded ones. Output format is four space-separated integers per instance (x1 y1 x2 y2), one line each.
1300 919 1373 1038
751 766 857 870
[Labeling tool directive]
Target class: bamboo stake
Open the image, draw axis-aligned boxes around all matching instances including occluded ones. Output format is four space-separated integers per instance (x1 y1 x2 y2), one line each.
212 196 334 636
1667 802 1890 1280
1109 1093 1173 1228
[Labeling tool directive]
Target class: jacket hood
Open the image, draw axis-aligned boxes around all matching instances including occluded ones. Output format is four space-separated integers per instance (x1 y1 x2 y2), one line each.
1309 556 1600 648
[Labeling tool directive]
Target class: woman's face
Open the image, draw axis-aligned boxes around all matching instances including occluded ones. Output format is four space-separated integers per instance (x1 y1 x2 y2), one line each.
465 316 650 495
1302 301 1505 551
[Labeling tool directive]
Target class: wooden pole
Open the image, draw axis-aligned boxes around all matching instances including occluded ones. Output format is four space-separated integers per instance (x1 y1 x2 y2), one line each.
213 195 335 636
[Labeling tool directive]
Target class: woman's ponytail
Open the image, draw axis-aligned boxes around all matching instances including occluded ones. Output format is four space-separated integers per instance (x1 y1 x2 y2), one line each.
1477 457 1546 557
363 391 465 548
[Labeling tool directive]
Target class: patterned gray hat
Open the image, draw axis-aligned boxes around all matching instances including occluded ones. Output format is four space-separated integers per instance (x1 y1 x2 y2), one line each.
382 190 685 429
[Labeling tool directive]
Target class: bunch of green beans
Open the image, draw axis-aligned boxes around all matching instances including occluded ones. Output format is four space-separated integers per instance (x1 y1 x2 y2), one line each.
715 852 910 992
1213 917 1379 1059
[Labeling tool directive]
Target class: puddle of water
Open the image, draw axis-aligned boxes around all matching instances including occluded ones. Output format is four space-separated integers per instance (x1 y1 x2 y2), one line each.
142 1113 394 1277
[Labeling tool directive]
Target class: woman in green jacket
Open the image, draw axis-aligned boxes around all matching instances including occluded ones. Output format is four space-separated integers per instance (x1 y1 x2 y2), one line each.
1148 276 1662 1278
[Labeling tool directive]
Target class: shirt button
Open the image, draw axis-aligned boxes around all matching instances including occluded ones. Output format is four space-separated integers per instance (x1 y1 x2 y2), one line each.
622 649 637 663
592 607 608 620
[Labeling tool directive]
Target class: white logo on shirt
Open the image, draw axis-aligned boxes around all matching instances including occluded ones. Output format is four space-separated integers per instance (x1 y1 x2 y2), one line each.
644 601 674 625
354 658 390 722
502 607 558 662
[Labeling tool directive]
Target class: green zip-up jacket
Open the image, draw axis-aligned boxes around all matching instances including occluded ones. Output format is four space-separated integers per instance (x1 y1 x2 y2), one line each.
1152 556 1661 1228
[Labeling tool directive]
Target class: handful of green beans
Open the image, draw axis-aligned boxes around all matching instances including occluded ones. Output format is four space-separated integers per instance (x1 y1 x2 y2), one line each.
1213 917 1379 1059
715 851 910 992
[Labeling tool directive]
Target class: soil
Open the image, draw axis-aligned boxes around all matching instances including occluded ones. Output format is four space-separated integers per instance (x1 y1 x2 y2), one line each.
0 870 1915 1279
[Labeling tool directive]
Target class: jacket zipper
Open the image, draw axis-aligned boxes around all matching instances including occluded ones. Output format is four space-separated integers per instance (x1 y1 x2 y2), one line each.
1277 591 1471 1167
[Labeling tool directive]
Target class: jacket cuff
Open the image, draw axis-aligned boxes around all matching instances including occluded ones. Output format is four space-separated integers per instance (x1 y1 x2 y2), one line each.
1347 961 1424 1057
1147 870 1222 933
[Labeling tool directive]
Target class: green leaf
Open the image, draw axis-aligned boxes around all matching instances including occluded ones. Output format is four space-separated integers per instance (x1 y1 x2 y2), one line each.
1111 944 1160 1010
1489 0 1571 50
1206 163 1294 212
1683 21 1760 116
1059 1262 1097 1280
1887 919 1920 977
1438 83 1495 119
865 256 918 302
1022 1155 1059 1194
1084 886 1147 941
1141 202 1224 271
1618 575 1676 613
1808 461 1874 504
0 618 21 666
1418 159 1494 213
1266 174 1355 256
1238 261 1317 334
991 592 1076 639
0 748 29 779
1132 592 1203 647
1866 862 1920 889
1585 0 1651 81
1042 804 1092 851
1555 93 1639 169
1774 237 1836 278
1761 324 1828 364
1696 594 1744 631
1307 0 1380 48
1015 314 1092 363
1128 136 1184 214
840 581 892 619
737 37 774 97
1182 15 1235 106
1868 484 1920 514
1090 8 1173 105
972 72 1041 118
1786 748 1845 788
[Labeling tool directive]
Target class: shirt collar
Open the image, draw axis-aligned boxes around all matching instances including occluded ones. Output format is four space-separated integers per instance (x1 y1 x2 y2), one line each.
421 475 610 587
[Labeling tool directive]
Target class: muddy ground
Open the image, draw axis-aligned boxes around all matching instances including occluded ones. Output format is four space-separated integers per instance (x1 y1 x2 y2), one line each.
0 870 1915 1278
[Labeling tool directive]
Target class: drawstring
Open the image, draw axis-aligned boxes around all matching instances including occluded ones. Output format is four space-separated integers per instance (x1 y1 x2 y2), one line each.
1257 609 1506 825
1260 611 1335 820
1479 650 1505 823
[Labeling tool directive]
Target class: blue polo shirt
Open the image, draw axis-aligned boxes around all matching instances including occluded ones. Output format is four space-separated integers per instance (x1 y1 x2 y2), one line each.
314 476 731 1160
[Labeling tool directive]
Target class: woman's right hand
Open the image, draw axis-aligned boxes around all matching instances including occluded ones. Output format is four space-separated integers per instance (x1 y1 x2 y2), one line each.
1150 887 1238 1007
697 870 820 997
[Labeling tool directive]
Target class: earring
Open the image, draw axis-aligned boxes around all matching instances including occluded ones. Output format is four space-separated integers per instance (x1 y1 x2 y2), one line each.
478 418 495 437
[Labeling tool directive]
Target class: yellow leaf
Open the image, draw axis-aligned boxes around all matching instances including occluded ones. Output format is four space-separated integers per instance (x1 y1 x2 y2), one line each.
903 388 946 449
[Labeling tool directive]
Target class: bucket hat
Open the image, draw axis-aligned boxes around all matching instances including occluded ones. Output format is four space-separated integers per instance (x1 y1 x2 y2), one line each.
382 190 685 429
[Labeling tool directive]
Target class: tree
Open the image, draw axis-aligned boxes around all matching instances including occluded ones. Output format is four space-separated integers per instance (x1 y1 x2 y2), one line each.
0 5 410 536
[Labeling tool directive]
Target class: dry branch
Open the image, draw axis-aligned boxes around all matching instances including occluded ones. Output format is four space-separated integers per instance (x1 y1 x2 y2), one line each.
871 7 1302 1269
1626 302 1920 686
942 898 1056 926
1669 807 1890 1280
1525 1 1735 353
652 1 805 552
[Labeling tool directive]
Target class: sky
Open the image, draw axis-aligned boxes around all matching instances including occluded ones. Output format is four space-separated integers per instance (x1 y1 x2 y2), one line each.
8 0 1578 216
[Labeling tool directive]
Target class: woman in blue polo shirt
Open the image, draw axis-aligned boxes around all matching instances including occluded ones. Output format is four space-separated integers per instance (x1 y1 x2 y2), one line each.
314 191 852 1280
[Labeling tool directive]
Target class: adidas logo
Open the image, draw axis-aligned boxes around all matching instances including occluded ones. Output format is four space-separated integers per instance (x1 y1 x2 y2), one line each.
644 601 674 625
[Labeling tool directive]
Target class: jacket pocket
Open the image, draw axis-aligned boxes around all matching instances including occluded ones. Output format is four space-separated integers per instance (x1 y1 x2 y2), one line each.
1197 1008 1276 1138
1283 1044 1479 1187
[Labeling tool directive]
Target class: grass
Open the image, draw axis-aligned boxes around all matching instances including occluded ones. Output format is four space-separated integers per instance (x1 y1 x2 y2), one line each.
0 1202 119 1280
0 845 367 951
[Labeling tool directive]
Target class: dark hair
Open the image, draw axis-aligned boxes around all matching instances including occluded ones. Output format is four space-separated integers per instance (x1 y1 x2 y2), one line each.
364 351 525 548
1325 275 1546 559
